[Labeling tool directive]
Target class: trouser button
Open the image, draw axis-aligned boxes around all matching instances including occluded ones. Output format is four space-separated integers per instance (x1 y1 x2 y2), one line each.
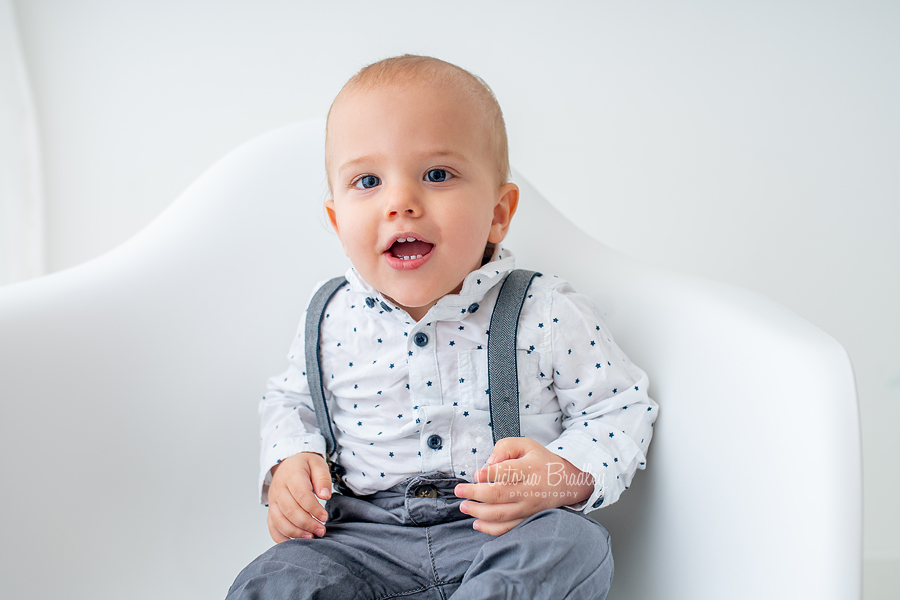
414 485 439 498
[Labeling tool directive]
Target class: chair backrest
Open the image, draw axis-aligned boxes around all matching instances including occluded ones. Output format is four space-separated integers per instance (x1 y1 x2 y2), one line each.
0 120 861 600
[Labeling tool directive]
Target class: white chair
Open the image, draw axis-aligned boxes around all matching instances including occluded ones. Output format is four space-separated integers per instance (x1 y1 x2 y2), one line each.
0 119 861 600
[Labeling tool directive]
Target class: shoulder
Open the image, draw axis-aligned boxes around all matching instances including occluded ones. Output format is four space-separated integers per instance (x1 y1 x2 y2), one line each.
525 271 574 292
311 275 350 299
304 275 355 311
518 271 584 306
512 270 582 319
519 271 605 328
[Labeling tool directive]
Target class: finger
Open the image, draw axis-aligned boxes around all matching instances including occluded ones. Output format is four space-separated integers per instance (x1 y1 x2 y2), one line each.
282 502 328 537
268 502 315 542
286 475 329 524
274 496 327 538
269 527 290 543
454 483 476 500
455 481 519 504
267 507 291 543
296 490 330 526
485 437 525 466
489 436 541 464
475 457 541 484
455 481 511 503
307 455 333 501
460 500 530 523
473 517 525 537
476 457 533 484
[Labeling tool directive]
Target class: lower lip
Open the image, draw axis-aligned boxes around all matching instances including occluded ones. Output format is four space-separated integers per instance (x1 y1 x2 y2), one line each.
384 250 432 270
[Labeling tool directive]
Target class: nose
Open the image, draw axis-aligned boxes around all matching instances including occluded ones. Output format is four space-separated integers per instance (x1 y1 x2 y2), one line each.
384 180 422 218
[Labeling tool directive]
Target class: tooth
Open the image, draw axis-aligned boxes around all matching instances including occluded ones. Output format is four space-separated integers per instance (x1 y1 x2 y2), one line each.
416 254 423 259
406 237 416 242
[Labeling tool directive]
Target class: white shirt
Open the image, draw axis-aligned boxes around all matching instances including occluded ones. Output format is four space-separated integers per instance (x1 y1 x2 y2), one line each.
259 247 657 512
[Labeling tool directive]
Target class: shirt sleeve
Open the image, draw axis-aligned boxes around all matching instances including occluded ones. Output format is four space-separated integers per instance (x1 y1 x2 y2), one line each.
258 287 328 506
542 282 658 512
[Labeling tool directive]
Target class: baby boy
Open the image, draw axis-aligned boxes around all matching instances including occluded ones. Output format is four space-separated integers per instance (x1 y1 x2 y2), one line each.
226 55 657 600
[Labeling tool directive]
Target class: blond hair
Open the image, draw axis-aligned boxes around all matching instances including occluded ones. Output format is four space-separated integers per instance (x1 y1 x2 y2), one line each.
325 55 509 189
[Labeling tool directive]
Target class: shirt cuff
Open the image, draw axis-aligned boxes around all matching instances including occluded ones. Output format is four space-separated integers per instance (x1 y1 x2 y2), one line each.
543 437 617 513
259 433 327 505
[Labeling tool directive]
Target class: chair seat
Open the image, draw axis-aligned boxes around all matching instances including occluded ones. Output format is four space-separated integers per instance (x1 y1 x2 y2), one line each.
0 119 861 600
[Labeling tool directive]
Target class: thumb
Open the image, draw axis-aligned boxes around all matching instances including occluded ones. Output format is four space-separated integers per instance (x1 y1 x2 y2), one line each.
308 455 333 500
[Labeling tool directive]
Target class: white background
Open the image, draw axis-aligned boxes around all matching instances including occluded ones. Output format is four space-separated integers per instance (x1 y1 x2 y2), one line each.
3 0 898 579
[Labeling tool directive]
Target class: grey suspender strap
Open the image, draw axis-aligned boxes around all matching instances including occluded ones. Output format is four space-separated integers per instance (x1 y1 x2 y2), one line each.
304 276 348 461
303 269 541 480
488 269 542 444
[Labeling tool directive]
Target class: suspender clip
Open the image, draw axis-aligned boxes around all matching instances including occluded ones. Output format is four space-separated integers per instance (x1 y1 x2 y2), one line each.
327 458 353 496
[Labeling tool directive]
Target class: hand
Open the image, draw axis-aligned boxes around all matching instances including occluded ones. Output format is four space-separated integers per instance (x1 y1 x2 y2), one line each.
453 437 594 536
266 452 333 543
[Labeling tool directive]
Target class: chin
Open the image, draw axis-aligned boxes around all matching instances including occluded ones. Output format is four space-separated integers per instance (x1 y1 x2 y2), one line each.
384 286 441 312
390 293 434 311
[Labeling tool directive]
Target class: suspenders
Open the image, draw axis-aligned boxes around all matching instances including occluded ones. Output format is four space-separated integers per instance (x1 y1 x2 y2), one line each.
487 269 542 444
304 270 541 491
303 276 349 460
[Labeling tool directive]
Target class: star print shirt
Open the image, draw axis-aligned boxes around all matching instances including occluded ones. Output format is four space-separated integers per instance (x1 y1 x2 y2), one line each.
259 247 657 512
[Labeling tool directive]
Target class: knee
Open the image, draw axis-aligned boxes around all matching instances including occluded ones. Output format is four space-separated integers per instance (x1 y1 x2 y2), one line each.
531 508 612 565
468 510 613 598
548 510 613 592
226 540 353 600
226 545 292 600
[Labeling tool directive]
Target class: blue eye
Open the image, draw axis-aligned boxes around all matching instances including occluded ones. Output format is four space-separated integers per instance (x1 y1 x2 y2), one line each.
355 175 381 189
425 169 450 183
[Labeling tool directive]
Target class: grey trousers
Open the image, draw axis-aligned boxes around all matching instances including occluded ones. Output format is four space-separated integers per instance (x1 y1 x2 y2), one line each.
226 472 613 600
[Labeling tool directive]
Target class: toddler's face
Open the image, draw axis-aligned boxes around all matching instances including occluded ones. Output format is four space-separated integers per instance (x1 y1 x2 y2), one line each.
325 81 517 321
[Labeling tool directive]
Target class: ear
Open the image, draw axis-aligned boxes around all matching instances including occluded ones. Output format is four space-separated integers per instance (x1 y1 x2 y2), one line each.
487 183 519 244
325 198 341 238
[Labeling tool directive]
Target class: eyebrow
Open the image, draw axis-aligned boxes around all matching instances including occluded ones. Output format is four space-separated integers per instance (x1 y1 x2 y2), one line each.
338 150 472 175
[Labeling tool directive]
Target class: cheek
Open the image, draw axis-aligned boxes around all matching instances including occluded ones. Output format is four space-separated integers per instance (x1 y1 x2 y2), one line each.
451 214 493 259
338 220 376 259
339 226 363 252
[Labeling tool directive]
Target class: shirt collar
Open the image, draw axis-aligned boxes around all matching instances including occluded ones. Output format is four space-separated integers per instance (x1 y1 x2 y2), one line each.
343 245 517 323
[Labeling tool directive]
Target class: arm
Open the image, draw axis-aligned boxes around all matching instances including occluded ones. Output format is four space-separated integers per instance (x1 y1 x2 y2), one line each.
258 312 328 506
454 436 596 535
539 283 657 512
258 284 336 541
454 282 657 534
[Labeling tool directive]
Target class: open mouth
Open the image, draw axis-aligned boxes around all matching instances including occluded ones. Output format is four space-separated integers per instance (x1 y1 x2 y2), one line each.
388 237 435 261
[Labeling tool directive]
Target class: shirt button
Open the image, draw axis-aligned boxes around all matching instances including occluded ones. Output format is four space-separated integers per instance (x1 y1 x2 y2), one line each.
365 297 375 308
414 332 429 347
467 303 479 314
427 434 443 450
414 485 439 498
